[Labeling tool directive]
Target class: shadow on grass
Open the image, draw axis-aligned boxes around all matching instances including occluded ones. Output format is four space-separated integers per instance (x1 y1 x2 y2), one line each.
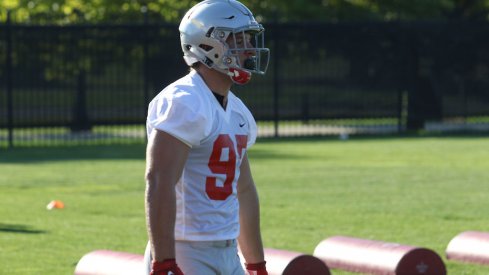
257 131 489 143
0 133 487 163
0 143 303 162
0 144 146 163
0 223 47 234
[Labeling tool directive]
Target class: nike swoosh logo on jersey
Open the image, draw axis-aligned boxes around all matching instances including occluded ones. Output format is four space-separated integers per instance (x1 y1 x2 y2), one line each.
239 122 246 127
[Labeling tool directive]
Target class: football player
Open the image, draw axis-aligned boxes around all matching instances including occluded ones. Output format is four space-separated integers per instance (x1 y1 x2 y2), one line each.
143 0 270 274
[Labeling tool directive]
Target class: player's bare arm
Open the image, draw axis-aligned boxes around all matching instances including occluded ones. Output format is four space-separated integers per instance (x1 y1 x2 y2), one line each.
237 153 266 265
145 130 190 262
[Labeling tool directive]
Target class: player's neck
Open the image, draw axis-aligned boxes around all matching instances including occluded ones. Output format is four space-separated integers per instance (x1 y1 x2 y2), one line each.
212 91 227 110
195 67 232 97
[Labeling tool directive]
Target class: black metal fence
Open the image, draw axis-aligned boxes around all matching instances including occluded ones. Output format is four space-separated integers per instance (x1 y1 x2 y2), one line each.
1 19 489 147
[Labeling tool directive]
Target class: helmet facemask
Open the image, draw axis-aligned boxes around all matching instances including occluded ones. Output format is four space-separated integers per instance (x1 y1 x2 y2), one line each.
202 27 269 85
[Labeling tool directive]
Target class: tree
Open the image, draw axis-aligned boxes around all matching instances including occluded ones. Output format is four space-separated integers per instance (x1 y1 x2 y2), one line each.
248 0 489 22
0 0 199 24
2 0 489 25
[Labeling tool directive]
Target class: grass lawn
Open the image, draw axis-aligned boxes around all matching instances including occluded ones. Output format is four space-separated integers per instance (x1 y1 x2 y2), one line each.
1 136 489 274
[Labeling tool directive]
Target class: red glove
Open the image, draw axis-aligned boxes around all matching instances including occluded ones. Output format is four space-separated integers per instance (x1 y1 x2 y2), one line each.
245 261 268 275
150 259 184 275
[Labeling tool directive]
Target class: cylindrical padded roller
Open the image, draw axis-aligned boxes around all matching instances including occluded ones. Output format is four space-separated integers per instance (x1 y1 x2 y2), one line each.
446 231 489 265
313 236 446 275
74 250 144 275
77 248 331 275
239 248 330 275
264 248 331 275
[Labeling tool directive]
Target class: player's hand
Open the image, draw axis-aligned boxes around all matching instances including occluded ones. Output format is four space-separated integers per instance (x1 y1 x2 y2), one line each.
150 259 184 275
245 261 268 275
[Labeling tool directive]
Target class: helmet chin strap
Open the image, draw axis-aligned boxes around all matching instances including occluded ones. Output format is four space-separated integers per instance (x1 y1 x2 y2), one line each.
228 68 252 85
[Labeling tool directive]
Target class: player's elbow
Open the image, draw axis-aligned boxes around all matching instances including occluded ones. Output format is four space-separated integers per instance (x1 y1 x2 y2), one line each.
144 168 179 193
144 169 156 200
145 167 168 194
145 167 157 186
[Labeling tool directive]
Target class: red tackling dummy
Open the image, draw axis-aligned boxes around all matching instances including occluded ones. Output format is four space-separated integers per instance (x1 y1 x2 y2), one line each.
239 247 331 275
74 250 144 275
314 236 446 275
446 231 489 265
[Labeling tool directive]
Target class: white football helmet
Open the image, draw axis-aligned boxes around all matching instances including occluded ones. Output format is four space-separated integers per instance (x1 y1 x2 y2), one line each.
179 0 270 85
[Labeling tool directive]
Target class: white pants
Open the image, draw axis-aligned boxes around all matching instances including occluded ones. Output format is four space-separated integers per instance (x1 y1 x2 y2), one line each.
143 240 245 275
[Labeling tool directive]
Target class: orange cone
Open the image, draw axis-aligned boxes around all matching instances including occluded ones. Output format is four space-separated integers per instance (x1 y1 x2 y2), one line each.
47 200 65 210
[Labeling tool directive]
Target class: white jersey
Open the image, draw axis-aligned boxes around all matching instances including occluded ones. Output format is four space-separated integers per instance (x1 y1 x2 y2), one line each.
146 70 257 241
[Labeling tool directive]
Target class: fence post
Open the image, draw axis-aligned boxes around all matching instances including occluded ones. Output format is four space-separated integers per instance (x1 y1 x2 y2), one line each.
272 22 280 138
71 69 91 132
141 6 150 141
302 91 310 124
397 88 407 134
5 9 14 148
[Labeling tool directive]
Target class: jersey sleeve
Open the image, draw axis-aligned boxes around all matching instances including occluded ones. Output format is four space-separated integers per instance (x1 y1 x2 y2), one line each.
147 89 210 147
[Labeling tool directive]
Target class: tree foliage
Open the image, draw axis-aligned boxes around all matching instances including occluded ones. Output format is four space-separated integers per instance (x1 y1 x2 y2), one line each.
0 0 200 24
1 0 489 24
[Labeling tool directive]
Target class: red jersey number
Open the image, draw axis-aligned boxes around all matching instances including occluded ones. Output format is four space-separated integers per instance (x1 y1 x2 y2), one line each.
206 134 247 200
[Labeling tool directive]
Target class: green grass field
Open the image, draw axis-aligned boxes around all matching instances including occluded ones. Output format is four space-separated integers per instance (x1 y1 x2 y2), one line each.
1 136 489 274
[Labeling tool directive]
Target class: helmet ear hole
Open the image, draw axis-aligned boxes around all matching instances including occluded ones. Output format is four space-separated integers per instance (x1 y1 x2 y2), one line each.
199 44 214 52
